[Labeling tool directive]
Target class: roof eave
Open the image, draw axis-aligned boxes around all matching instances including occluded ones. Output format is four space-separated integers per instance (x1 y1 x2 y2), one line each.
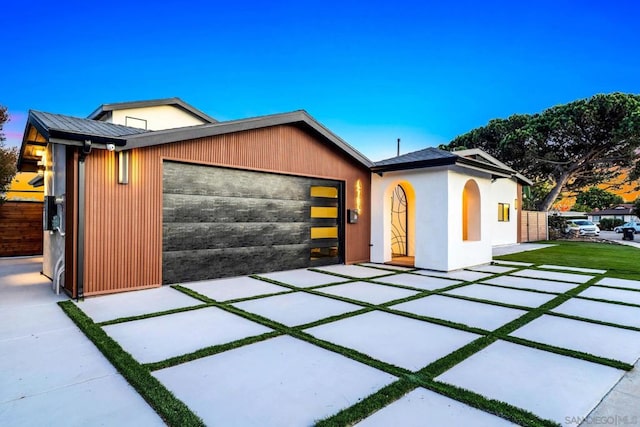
371 157 457 174
123 110 374 169
87 97 218 124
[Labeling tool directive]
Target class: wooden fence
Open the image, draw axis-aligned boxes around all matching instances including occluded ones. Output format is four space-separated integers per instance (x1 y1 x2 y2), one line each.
0 201 43 257
520 210 548 242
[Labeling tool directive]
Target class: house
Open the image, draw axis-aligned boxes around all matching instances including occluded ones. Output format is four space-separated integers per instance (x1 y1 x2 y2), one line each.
588 204 639 224
369 148 531 271
17 98 530 298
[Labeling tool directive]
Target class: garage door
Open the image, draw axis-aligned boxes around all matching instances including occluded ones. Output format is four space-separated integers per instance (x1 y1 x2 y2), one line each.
162 161 344 284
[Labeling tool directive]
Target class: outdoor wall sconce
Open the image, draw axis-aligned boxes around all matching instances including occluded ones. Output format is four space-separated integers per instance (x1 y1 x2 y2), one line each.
355 179 362 213
118 151 129 184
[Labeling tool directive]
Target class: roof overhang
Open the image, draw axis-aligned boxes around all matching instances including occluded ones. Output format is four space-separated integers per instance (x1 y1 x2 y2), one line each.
124 110 373 168
87 97 218 124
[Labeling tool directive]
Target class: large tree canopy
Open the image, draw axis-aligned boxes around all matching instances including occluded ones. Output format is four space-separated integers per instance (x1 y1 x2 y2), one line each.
441 93 640 211
573 187 624 212
0 105 18 203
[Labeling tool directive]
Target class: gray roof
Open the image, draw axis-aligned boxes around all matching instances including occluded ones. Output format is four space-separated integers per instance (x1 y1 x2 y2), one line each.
87 97 218 124
30 110 149 144
375 147 457 167
20 109 373 169
372 146 520 179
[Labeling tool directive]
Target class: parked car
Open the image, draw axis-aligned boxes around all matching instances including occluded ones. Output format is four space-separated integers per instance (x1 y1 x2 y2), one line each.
614 222 640 233
565 220 600 236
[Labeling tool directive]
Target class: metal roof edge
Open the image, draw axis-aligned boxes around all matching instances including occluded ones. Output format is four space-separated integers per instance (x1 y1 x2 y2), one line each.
87 97 218 123
123 110 374 169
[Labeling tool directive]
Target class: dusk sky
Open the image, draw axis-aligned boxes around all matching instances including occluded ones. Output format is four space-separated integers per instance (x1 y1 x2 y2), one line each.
3 1 640 161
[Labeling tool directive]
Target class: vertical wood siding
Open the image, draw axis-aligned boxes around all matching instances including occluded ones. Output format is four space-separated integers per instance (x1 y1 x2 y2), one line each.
82 125 371 296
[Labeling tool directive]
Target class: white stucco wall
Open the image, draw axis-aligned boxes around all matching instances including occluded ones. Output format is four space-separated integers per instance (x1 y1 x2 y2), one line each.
43 144 66 280
371 165 493 272
107 105 208 130
445 167 493 270
490 177 519 246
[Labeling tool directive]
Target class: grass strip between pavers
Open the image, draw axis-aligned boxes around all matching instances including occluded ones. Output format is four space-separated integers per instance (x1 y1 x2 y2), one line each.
58 301 205 427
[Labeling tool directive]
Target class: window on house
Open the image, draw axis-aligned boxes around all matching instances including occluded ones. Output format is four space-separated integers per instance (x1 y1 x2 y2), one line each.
592 215 600 222
498 203 510 222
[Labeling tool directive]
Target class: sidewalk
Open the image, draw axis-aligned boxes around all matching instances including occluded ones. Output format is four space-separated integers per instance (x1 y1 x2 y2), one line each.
0 257 163 427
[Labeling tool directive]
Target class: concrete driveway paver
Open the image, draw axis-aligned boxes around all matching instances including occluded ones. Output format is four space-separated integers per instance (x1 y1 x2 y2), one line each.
359 263 415 271
493 260 534 267
354 387 517 426
0 375 165 427
510 315 640 364
103 307 272 364
374 273 460 291
390 295 527 331
482 275 577 294
153 335 396 427
0 328 116 403
538 264 606 274
256 268 349 288
315 264 395 278
436 340 626 424
233 291 362 326
414 269 493 282
0 303 76 341
75 286 203 323
315 281 419 305
305 311 480 371
579 287 640 306
183 275 289 301
511 269 594 283
445 284 556 308
468 264 517 274
596 277 640 291
552 298 640 329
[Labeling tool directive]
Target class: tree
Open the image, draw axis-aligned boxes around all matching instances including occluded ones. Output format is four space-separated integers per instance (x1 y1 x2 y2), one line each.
0 105 18 203
442 93 640 211
574 187 624 211
633 198 640 217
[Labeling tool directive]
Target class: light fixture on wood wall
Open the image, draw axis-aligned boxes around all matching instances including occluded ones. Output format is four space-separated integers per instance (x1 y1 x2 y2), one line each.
118 151 129 184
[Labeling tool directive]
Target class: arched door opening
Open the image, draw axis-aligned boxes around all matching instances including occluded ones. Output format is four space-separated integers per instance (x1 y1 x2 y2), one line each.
390 184 413 266
462 179 481 241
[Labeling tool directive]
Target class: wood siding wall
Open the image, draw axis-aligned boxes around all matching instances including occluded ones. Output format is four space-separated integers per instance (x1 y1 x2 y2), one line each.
0 201 43 257
520 210 548 242
81 125 371 296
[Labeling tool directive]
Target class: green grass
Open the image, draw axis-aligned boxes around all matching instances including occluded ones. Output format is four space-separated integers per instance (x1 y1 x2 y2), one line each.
58 301 204 427
495 241 640 279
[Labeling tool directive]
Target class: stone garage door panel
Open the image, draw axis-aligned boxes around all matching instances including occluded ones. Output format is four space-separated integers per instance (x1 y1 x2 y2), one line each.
162 161 341 284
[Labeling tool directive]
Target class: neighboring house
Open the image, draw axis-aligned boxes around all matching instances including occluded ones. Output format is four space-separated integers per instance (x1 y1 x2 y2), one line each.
588 204 639 224
17 98 531 298
4 172 44 202
369 148 531 271
0 172 44 257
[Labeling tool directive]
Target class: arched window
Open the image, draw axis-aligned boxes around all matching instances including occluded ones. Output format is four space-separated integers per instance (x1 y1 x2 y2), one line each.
462 180 481 241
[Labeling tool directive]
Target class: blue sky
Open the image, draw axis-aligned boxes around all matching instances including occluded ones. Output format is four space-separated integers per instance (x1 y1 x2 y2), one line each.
3 0 640 161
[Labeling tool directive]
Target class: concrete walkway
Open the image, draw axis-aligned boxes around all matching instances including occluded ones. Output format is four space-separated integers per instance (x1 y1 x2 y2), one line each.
0 257 163 427
492 243 556 256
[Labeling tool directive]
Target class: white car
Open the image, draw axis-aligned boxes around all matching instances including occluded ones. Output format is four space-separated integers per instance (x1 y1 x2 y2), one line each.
565 220 600 236
614 222 640 233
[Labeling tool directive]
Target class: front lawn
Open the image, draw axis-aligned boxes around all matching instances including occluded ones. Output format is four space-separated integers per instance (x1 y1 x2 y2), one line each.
495 241 640 280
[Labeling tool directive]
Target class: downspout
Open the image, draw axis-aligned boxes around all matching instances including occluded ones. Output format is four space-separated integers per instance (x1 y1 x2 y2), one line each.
76 140 91 300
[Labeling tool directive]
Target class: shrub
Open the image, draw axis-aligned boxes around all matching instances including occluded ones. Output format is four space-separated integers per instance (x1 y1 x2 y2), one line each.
598 218 625 231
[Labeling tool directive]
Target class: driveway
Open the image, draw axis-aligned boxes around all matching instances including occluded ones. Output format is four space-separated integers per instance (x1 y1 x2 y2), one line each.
0 257 163 426
3 257 640 426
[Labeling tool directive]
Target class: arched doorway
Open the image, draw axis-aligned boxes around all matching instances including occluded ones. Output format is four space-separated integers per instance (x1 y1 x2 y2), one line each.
391 184 408 258
462 179 481 241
